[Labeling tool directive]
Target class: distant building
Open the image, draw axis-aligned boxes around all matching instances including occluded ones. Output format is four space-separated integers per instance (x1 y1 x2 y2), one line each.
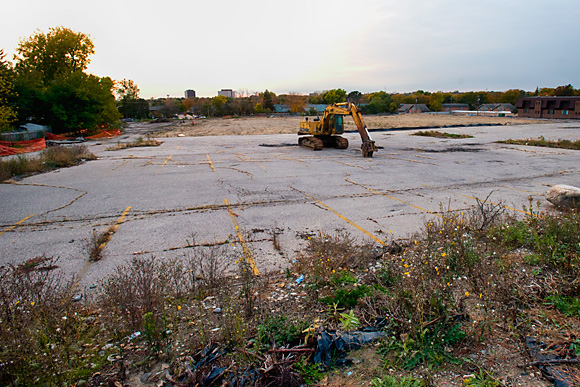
441 103 469 112
185 89 196 98
398 104 431 114
478 103 514 112
516 97 580 119
218 89 234 98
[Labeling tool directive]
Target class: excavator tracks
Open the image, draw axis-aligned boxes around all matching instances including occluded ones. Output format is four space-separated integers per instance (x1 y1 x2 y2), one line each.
298 136 348 151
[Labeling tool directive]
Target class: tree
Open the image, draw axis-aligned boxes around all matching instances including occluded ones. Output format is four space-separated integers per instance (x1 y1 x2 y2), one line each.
211 95 228 116
428 92 444 112
15 27 94 83
115 79 140 101
11 27 120 132
0 50 17 131
554 84 575 96
262 90 275 112
500 89 525 105
44 72 119 133
324 89 347 104
347 91 362 104
362 91 392 114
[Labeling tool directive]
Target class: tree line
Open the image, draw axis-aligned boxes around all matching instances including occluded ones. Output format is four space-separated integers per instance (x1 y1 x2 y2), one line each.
1 27 579 131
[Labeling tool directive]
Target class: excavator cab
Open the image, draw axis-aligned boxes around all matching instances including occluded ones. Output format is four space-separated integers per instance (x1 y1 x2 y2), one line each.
332 115 344 134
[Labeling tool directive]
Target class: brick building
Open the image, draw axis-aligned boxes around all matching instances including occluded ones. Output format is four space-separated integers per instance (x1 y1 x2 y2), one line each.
516 96 580 119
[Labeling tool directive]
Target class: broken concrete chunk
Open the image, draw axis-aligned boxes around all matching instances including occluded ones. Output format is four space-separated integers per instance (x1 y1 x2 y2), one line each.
546 184 580 209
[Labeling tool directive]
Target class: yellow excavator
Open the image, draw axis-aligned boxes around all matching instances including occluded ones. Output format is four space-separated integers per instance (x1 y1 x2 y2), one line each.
298 102 377 157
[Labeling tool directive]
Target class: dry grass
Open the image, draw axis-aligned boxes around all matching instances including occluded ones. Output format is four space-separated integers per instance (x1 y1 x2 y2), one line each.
106 136 162 151
1 203 578 386
0 144 96 181
156 114 539 137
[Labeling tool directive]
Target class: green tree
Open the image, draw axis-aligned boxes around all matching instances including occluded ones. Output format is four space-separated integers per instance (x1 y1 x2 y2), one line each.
12 27 120 132
116 79 148 119
115 79 140 101
211 95 228 116
347 90 362 104
15 27 94 83
262 89 275 112
324 88 347 104
45 72 119 133
0 50 17 131
362 91 392 114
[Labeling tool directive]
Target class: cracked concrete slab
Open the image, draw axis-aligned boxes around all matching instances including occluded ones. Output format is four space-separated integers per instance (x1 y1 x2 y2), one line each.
1 121 579 290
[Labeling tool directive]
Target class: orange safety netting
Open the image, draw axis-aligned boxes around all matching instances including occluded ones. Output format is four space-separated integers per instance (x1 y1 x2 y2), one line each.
45 132 68 140
86 129 121 139
0 138 47 157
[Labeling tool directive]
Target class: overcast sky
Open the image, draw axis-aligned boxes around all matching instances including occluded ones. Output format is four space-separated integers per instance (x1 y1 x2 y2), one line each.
2 0 579 98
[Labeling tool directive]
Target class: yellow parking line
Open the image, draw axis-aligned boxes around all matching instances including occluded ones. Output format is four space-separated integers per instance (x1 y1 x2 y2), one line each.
74 206 131 289
347 179 441 217
97 206 132 250
206 154 216 172
224 199 259 275
104 160 129 177
155 154 173 173
302 192 386 246
0 214 35 237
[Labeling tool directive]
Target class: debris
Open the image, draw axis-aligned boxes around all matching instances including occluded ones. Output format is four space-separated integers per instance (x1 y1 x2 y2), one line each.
546 184 580 209
314 329 387 367
295 275 305 284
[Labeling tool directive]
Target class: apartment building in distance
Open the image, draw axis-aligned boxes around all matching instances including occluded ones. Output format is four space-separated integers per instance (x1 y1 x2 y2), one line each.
516 96 580 119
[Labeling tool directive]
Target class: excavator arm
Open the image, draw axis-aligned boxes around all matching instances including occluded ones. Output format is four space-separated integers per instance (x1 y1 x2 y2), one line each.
333 102 378 157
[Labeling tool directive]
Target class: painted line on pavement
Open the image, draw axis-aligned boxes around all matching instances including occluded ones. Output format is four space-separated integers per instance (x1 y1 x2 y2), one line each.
224 199 259 275
347 179 441 218
155 154 173 174
104 160 130 177
0 214 35 237
206 154 216 172
300 191 386 246
74 206 132 289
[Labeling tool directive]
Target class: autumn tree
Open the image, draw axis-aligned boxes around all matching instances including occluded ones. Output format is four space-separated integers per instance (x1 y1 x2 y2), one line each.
428 92 444 112
554 84 575 96
499 89 525 105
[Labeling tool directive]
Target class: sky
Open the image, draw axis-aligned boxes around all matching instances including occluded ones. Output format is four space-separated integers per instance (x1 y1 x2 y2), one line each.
2 0 579 99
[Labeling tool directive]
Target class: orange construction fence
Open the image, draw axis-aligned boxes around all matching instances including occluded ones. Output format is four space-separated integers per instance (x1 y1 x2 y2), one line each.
86 129 121 139
0 138 46 157
0 129 122 157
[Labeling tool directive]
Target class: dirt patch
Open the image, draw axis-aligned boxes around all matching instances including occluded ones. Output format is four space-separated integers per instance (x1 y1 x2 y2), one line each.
154 115 541 138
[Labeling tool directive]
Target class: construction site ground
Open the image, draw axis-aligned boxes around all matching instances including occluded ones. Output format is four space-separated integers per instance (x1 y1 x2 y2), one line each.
1 116 579 291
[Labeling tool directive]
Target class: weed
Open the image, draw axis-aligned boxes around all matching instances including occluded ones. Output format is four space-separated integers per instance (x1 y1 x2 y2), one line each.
339 309 361 331
88 226 115 261
500 137 580 150
293 357 324 385
257 314 307 348
412 130 473 139
371 374 425 387
381 320 465 369
106 138 162 151
545 294 580 317
321 284 371 308
0 144 96 181
463 370 500 386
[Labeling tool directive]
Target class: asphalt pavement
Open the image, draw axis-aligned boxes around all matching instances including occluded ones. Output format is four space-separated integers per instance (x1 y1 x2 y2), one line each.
1 120 579 290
